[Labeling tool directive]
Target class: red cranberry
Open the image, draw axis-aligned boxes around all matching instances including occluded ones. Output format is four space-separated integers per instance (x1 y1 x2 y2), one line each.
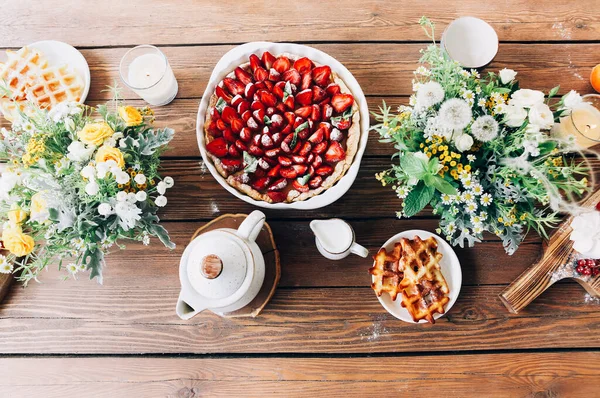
596 201 600 211
583 268 592 276
593 268 600 277
578 259 587 267
576 265 585 274
586 259 595 267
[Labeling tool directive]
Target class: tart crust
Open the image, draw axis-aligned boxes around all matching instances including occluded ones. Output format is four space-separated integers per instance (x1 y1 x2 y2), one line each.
203 53 361 203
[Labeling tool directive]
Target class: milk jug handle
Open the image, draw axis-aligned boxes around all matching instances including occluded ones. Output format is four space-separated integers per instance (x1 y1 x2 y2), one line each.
350 242 369 258
237 210 266 243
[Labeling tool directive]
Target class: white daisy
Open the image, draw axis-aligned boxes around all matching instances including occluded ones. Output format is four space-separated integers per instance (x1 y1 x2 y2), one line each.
462 178 474 189
494 103 507 114
0 255 12 274
67 263 78 274
438 98 472 130
409 95 417 106
471 115 499 142
475 86 482 94
396 186 410 199
473 226 483 234
467 154 476 162
414 66 431 76
477 98 487 108
395 211 403 219
471 184 484 196
461 90 475 103
470 69 480 78
465 201 478 214
446 222 457 233
441 193 454 205
471 215 483 225
461 191 475 203
460 70 470 78
480 193 493 206
416 81 445 108
77 263 86 272
479 211 488 219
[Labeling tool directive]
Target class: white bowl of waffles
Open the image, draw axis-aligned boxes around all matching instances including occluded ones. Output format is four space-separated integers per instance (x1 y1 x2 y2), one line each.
0 40 89 121
369 230 462 324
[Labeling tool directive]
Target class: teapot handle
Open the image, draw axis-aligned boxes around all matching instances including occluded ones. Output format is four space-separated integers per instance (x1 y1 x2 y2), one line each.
237 210 266 243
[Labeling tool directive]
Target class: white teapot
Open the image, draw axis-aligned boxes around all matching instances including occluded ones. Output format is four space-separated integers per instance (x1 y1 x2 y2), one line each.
176 210 266 319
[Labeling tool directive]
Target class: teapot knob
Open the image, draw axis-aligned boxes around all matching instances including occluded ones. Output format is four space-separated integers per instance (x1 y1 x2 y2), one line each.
201 254 223 279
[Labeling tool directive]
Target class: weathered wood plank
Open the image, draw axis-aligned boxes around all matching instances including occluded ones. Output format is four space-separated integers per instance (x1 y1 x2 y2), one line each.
1 353 598 397
70 44 597 101
2 0 599 46
0 284 597 354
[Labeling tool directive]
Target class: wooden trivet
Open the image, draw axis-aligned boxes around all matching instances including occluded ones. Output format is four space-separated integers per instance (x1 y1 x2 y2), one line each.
0 273 12 305
189 213 280 318
500 190 600 313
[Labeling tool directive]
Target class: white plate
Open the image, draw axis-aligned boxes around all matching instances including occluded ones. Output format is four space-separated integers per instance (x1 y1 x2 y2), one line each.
372 230 462 323
196 42 369 210
27 40 90 104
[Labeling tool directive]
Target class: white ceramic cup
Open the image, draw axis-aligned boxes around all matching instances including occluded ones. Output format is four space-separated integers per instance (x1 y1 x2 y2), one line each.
441 16 499 68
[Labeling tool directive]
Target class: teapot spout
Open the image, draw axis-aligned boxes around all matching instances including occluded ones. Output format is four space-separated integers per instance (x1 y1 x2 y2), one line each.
176 296 205 320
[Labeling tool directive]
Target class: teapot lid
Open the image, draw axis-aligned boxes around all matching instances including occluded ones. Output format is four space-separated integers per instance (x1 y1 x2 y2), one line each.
183 230 252 302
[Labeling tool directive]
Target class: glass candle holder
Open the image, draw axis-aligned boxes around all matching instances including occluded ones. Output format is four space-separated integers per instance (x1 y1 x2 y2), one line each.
557 94 600 148
119 45 178 106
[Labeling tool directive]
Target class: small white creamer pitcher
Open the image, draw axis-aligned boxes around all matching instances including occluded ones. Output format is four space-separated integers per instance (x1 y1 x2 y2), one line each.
310 218 369 260
176 210 266 319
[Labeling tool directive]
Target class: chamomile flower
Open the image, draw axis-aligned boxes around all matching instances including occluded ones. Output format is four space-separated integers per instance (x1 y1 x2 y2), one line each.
477 98 487 108
414 66 431 76
494 103 507 114
471 184 484 196
395 211 404 219
67 263 78 274
0 255 12 274
467 154 476 162
480 193 493 206
71 238 85 250
475 86 482 94
471 115 499 142
446 222 457 234
396 186 410 199
22 122 34 132
409 95 417 106
465 201 478 214
479 211 488 219
471 215 483 225
462 178 474 189
461 89 475 103
460 70 470 78
435 228 442 234
461 227 470 235
461 191 475 203
438 98 472 130
441 193 454 205
77 263 86 272
470 69 480 78
473 225 483 234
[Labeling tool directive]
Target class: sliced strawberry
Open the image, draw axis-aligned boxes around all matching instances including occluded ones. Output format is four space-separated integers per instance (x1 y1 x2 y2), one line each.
239 127 252 142
245 83 257 99
301 72 312 90
330 128 343 142
312 65 331 87
308 175 323 188
266 107 275 117
268 164 281 177
252 176 271 190
280 133 294 153
237 100 250 115
295 106 312 118
258 158 271 170
331 93 354 113
247 117 260 131
292 180 309 193
310 104 321 122
221 106 236 124
275 102 286 114
279 167 298 179
254 168 266 177
254 67 268 82
228 144 240 157
251 100 265 111
278 155 292 167
312 141 328 154
221 157 242 172
207 121 220 137
292 164 308 175
280 124 292 136
268 68 281 82
253 108 266 123
264 80 274 91
326 84 341 96
216 86 233 103
223 78 245 96
248 145 264 157
296 89 313 106
262 51 276 70
230 118 244 133
249 54 262 72
332 117 351 130
299 141 312 156
231 95 244 108
284 112 296 125
298 128 310 140
260 91 277 107
292 155 306 164
268 178 288 191
235 67 253 86
241 110 252 122
265 147 281 158
261 134 275 148
282 69 301 85
315 165 333 176
252 134 261 146
235 139 248 153
272 132 283 145
273 56 291 74
312 154 323 168
210 107 220 120
270 114 284 130
308 127 325 144
273 83 285 99
284 95 295 110
223 128 237 143
318 122 332 138
307 153 315 163
324 141 346 163
323 103 333 119
267 191 287 203
293 57 313 74
312 86 327 103
216 119 227 131
206 137 228 157
254 81 266 90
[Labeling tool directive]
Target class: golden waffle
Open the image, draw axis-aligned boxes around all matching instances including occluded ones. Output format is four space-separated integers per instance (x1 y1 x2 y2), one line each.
369 242 404 301
26 64 83 109
0 47 49 101
397 236 449 323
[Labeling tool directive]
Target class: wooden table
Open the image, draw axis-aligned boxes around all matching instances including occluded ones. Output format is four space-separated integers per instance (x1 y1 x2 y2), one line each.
1 1 600 397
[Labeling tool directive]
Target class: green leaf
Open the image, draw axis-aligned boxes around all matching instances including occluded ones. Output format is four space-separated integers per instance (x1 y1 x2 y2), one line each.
215 97 226 113
291 122 309 150
297 173 311 186
83 248 105 283
400 153 427 178
492 87 511 94
264 116 272 125
243 151 259 173
137 127 174 156
431 176 457 195
149 223 176 250
538 141 557 156
295 121 309 133
403 182 434 217
423 173 435 187
548 85 560 98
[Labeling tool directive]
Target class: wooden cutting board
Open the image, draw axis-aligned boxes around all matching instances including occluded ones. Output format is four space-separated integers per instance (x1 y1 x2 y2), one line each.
500 189 600 313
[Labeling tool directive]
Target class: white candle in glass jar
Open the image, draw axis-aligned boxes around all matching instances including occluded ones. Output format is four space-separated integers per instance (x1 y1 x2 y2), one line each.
120 45 178 106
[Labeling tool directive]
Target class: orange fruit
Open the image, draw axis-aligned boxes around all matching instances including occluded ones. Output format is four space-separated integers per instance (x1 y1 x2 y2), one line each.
591 64 600 93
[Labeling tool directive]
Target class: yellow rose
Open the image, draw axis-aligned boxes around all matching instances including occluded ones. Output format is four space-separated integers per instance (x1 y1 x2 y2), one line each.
95 146 125 169
77 122 114 146
7 204 27 224
118 106 143 127
2 225 35 257
30 192 49 222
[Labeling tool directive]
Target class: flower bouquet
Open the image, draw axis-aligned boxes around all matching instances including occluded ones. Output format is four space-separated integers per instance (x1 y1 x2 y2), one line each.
0 97 175 284
372 18 592 254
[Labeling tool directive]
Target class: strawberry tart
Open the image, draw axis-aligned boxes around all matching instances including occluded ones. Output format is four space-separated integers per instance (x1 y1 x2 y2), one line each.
203 50 360 203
